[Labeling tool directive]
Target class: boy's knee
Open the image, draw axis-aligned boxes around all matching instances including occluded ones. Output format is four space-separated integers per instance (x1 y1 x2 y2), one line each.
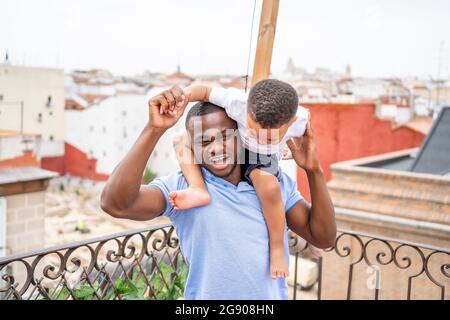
254 176 282 201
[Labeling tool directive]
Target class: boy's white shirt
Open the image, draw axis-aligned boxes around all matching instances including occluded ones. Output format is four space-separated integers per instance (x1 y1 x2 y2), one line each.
209 87 309 158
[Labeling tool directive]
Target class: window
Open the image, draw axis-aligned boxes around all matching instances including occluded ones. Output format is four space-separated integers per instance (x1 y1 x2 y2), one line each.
0 94 3 101
46 96 52 107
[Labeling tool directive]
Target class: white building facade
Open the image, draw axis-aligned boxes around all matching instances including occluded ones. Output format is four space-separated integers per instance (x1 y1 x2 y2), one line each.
0 65 65 159
65 87 185 178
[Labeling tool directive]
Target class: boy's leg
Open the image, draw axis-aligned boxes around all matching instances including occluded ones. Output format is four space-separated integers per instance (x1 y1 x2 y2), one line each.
169 134 211 210
249 169 289 279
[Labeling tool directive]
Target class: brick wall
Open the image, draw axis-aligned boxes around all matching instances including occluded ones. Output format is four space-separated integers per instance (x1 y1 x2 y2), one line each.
5 191 45 255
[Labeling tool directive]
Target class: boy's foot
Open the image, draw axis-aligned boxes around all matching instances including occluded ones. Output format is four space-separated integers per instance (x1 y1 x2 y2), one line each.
270 247 289 279
169 187 211 210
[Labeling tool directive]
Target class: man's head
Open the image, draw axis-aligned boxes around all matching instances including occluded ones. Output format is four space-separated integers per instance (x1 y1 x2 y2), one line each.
247 79 299 145
185 102 240 180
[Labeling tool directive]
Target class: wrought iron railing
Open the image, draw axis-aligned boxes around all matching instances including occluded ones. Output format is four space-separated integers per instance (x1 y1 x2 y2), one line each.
0 223 184 300
321 230 450 300
0 223 449 300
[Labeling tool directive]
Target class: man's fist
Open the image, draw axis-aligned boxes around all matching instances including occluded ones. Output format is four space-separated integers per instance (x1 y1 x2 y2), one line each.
286 119 321 173
148 86 191 130
151 86 188 116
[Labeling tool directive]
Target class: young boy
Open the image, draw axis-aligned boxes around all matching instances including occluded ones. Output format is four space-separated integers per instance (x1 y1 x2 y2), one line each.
162 79 309 279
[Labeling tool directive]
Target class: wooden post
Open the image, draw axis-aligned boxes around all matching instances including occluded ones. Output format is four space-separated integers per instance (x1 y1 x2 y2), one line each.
251 0 280 86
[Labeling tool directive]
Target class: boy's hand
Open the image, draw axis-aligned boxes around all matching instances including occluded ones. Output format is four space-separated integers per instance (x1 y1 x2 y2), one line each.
156 86 189 116
148 88 191 130
286 120 321 173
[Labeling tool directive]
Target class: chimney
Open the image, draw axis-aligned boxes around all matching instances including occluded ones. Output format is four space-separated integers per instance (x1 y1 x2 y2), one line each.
4 50 10 64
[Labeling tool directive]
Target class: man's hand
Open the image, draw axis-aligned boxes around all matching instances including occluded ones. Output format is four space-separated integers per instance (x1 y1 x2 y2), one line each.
286 116 336 249
286 119 321 172
148 86 191 130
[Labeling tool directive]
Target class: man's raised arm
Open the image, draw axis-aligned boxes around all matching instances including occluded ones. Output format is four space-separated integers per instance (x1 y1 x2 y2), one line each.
100 88 190 220
285 121 337 249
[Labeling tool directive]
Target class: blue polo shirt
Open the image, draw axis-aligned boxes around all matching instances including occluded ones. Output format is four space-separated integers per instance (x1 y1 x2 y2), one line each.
149 168 303 300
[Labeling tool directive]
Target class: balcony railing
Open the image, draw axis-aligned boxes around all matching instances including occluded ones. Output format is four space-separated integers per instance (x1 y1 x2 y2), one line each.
0 223 449 300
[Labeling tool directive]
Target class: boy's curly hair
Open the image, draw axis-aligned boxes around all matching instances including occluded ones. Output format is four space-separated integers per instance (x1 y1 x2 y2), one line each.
247 79 299 128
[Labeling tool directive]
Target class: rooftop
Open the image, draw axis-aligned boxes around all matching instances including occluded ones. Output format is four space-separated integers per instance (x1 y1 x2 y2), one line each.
0 129 20 137
361 107 450 176
0 129 41 138
411 107 450 175
0 166 58 185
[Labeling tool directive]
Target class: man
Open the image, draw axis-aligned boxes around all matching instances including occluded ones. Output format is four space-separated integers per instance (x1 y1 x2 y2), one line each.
101 87 336 299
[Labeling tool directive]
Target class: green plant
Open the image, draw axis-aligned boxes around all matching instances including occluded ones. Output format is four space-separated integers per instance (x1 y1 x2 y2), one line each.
73 284 98 300
113 278 148 300
38 259 187 300
143 167 157 184
45 283 97 300
36 255 188 300
150 260 187 300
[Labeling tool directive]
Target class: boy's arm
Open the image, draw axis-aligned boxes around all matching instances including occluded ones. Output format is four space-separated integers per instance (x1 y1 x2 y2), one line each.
162 85 245 122
183 85 246 110
159 85 211 115
187 85 247 123
184 84 212 102
101 88 190 220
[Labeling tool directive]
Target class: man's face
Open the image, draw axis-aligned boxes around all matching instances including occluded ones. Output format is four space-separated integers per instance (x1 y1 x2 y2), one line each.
187 110 240 178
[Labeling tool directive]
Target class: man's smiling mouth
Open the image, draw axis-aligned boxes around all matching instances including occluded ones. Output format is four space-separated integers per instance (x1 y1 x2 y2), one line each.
209 154 230 170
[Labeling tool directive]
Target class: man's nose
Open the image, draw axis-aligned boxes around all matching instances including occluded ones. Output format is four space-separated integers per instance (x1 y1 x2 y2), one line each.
208 138 225 156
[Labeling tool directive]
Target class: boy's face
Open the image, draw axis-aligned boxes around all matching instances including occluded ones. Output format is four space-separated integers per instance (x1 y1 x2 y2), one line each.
246 114 296 145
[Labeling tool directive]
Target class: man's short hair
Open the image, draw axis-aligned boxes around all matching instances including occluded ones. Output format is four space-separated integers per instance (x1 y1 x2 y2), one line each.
247 79 299 128
185 102 224 129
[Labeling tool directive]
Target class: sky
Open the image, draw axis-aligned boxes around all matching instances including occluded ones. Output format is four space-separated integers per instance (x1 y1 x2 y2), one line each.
1 0 449 79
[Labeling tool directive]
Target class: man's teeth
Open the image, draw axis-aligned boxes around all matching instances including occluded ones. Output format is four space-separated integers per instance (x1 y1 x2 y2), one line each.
211 155 227 163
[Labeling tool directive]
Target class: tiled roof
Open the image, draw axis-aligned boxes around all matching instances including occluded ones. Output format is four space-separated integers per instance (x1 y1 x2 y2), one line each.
411 107 450 175
0 167 58 185
0 129 20 137
0 130 40 137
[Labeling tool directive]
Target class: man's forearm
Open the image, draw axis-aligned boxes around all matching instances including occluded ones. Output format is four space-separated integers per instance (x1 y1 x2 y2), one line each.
306 167 337 247
101 125 164 211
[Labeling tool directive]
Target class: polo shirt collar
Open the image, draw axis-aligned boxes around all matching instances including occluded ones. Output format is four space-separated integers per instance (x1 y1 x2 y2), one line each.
201 167 255 193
